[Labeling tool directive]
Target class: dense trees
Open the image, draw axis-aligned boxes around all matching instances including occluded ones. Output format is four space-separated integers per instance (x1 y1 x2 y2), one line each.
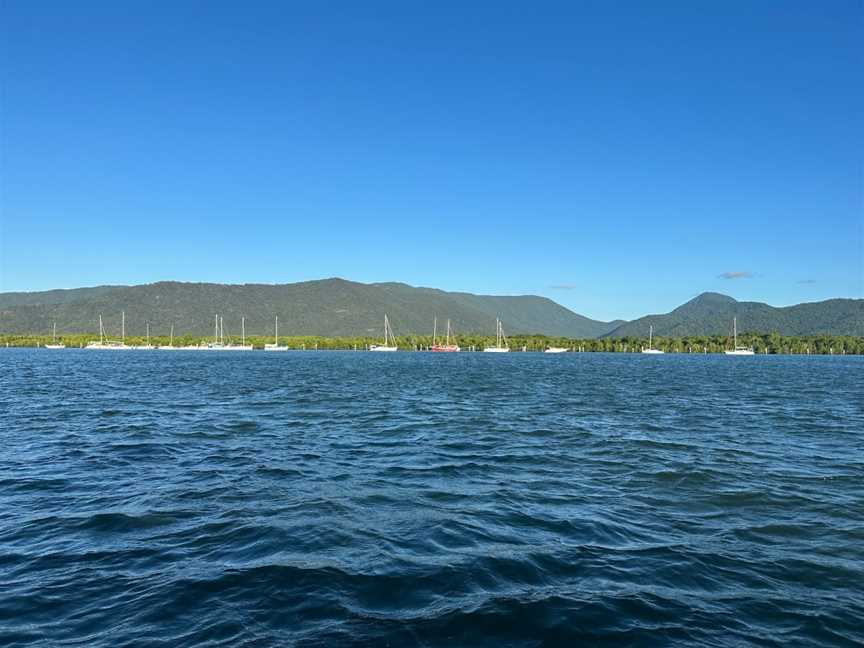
3 332 862 354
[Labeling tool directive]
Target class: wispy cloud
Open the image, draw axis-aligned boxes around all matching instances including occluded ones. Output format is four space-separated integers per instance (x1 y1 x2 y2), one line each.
549 284 578 290
797 279 817 284
718 271 754 280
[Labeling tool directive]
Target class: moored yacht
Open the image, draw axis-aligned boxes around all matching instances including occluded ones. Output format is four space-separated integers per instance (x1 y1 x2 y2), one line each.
264 316 289 351
724 317 755 355
483 318 509 352
222 316 254 350
85 312 132 350
641 325 664 354
370 314 398 351
45 322 65 349
133 322 156 349
431 318 460 352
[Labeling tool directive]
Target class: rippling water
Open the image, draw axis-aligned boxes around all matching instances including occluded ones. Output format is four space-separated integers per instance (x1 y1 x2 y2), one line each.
1 349 862 646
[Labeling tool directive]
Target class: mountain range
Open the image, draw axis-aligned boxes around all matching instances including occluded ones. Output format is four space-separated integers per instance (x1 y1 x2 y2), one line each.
604 292 863 337
0 280 860 338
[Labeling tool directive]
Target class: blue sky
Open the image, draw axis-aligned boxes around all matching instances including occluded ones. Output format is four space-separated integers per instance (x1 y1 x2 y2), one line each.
1 1 861 321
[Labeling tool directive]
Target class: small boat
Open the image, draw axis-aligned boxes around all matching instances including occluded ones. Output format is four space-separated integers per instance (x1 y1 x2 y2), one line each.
431 318 460 352
544 347 568 354
370 314 398 351
483 318 509 352
264 316 289 351
85 313 132 350
641 325 664 354
45 322 65 349
724 317 755 355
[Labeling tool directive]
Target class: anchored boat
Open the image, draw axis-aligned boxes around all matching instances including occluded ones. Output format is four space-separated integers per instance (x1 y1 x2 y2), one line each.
370 314 398 351
641 324 664 354
483 318 509 353
724 317 755 355
264 316 289 351
45 322 65 349
431 318 460 352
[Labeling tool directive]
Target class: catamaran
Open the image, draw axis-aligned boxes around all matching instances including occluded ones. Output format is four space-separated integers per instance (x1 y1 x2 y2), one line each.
85 312 132 349
483 318 509 352
45 322 65 349
370 314 398 351
264 315 289 351
641 324 664 354
431 317 460 352
724 317 754 355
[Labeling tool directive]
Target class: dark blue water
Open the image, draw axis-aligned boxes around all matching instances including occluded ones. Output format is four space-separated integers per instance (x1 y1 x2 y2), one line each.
1 350 862 647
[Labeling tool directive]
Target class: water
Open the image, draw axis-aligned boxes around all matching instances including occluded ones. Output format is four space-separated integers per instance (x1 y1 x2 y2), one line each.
1 350 862 647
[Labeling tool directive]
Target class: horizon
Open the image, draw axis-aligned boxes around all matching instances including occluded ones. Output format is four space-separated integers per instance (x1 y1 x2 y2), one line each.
1 1 862 320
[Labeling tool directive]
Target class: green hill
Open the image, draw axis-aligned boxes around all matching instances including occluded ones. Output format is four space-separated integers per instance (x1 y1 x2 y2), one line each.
604 292 864 337
0 279 621 338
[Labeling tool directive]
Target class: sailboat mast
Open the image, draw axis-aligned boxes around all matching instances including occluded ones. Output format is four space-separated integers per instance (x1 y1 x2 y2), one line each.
275 316 278 345
733 317 737 348
146 322 150 346
433 317 437 346
99 315 104 344
214 315 218 343
446 319 451 345
242 317 246 345
170 324 174 346
53 322 57 343
220 317 224 345
649 325 653 348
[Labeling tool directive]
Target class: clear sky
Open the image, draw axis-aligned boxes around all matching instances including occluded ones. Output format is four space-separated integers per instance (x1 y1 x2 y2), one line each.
1 1 861 321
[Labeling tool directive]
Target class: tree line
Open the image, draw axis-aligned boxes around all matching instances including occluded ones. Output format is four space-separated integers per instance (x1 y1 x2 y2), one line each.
1 331 862 354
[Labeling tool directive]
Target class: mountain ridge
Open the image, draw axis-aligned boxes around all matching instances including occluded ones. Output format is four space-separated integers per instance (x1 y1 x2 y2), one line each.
1 281 860 338
0 278 621 338
604 293 863 337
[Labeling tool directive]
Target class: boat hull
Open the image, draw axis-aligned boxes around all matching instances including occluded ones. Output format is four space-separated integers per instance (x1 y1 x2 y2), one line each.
370 345 398 352
431 345 460 352
483 347 509 353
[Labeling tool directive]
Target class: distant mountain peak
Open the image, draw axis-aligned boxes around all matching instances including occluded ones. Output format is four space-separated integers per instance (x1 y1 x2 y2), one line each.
687 292 737 305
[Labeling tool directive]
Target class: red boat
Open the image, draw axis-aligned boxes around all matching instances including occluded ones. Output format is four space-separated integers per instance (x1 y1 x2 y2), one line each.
431 318 460 352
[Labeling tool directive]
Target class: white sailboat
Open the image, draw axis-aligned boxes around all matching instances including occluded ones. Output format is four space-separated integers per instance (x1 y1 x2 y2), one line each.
45 322 65 349
724 317 755 355
202 315 226 350
223 316 254 351
264 316 289 351
160 324 182 350
641 324 664 354
483 318 510 352
85 312 132 349
134 322 156 349
370 314 398 351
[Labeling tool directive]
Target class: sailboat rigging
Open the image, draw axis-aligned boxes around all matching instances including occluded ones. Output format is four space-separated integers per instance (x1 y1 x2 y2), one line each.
370 314 398 351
